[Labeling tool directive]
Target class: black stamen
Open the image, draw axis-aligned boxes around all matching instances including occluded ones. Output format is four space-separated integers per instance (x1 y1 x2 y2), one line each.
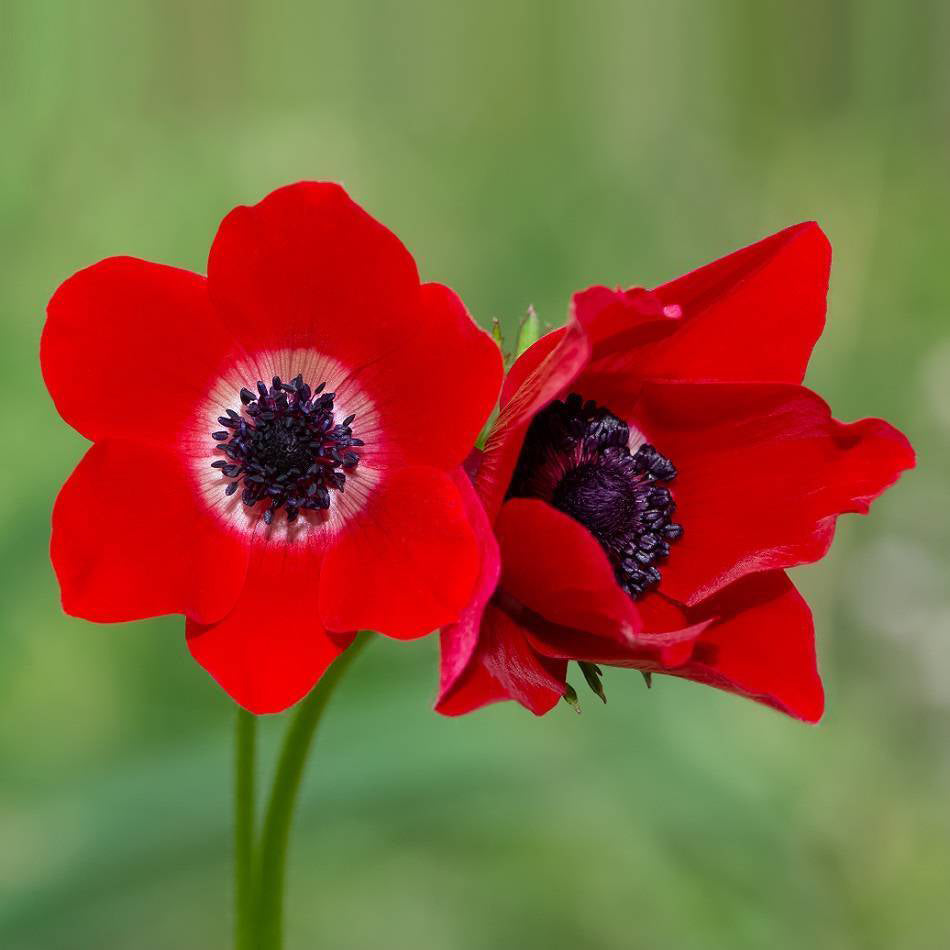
210 374 360 523
509 393 682 599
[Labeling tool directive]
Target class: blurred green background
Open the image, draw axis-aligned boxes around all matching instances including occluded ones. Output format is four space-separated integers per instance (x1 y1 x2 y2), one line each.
2 1 948 947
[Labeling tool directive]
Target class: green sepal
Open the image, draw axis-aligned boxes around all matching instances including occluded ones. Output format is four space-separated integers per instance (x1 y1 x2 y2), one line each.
562 682 581 713
579 661 607 703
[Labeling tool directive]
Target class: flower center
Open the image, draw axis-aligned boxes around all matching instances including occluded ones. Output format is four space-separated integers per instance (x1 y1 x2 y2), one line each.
210 374 363 524
508 393 682 598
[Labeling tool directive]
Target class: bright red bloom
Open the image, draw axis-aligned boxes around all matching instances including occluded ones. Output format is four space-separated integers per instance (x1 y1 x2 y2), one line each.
43 182 502 713
438 223 914 722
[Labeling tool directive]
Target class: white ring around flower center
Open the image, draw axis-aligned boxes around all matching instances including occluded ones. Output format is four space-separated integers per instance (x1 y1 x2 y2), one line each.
181 347 382 546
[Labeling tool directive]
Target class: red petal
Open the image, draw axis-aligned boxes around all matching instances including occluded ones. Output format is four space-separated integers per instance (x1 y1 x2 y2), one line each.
521 603 709 671
319 466 480 639
476 325 590 521
207 181 419 370
187 543 352 714
669 572 824 722
42 258 229 446
571 285 673 358
565 289 680 419
635 382 915 604
494 499 642 642
51 441 249 624
436 604 566 716
437 470 501 710
498 326 569 408
358 283 503 470
565 222 831 414
650 222 830 383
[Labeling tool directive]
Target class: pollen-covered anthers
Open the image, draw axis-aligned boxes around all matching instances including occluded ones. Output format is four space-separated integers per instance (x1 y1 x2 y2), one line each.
509 393 682 599
210 374 363 524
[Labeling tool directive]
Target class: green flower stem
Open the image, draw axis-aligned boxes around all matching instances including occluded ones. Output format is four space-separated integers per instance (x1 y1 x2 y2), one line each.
234 707 258 950
256 632 372 949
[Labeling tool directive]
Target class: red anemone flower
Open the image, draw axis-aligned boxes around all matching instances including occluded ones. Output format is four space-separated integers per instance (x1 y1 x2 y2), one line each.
438 223 914 722
43 182 502 713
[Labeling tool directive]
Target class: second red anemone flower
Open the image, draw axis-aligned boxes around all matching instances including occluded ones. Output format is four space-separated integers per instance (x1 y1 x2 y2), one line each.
43 182 502 713
438 222 914 722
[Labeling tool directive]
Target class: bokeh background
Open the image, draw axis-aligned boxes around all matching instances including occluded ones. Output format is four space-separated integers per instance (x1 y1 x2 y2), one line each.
2 1 949 947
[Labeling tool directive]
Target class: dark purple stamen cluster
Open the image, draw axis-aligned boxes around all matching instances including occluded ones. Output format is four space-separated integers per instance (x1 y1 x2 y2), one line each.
210 374 362 524
509 393 682 598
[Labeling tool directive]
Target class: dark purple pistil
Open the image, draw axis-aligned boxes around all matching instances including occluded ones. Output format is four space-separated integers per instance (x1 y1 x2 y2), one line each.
508 392 682 599
210 374 362 524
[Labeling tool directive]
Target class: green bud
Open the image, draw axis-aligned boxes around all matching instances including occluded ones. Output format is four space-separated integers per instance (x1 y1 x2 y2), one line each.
491 316 504 347
515 305 540 358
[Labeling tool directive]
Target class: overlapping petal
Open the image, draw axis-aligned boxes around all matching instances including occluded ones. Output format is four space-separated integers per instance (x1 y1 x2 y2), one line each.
319 466 481 639
186 541 352 714
436 604 567 717
667 572 824 722
522 604 708 672
207 182 419 365
476 324 589 521
650 221 831 384
42 257 232 448
633 381 916 604
572 221 831 391
437 470 502 710
494 499 641 642
356 282 504 471
52 440 249 624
